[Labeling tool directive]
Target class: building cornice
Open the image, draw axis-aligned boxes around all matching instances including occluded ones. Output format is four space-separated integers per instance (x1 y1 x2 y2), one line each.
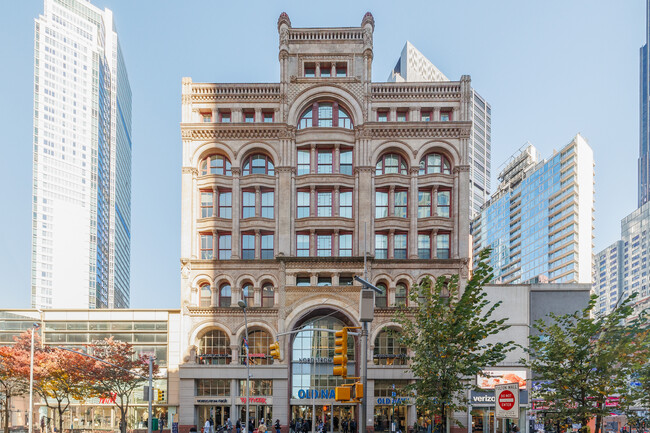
180 124 289 141
360 122 472 139
371 82 462 100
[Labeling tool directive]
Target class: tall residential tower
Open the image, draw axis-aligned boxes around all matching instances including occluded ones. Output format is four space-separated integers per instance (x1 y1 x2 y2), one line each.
641 0 650 207
388 41 492 217
472 135 594 285
32 0 131 309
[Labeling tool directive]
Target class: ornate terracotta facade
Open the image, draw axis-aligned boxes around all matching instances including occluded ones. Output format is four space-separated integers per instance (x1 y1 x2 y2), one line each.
177 12 472 433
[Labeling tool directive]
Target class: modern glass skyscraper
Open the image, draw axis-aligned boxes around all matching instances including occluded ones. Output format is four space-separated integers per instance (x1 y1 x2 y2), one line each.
388 41 492 217
641 0 650 207
32 0 131 309
472 135 594 284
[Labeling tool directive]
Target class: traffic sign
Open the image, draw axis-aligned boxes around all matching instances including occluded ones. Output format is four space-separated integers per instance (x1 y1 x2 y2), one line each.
495 383 519 419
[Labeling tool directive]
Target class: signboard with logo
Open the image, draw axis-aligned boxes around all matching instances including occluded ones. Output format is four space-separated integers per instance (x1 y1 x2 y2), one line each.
495 383 519 419
471 390 528 406
195 397 231 405
478 370 527 390
237 397 272 405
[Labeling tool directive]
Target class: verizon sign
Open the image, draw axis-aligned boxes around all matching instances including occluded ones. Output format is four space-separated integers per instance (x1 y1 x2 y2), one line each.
495 383 519 419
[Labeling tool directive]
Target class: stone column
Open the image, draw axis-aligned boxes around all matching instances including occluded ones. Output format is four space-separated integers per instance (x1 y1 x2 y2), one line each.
433 107 441 121
333 186 340 217
255 186 261 218
410 107 419 121
333 230 340 256
334 144 340 174
310 186 317 217
432 229 438 259
389 185 395 217
310 229 316 257
231 345 240 365
409 167 419 259
432 186 439 217
254 286 261 307
310 272 318 286
212 229 218 261
210 279 217 308
255 108 262 123
310 144 317 174
254 229 261 259
388 229 395 259
315 62 321 77
232 168 241 258
212 186 219 217
389 107 396 122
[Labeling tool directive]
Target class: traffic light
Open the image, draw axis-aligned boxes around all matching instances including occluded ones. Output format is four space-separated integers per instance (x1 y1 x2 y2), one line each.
335 386 351 402
269 341 281 360
333 328 348 377
353 382 363 400
156 389 163 401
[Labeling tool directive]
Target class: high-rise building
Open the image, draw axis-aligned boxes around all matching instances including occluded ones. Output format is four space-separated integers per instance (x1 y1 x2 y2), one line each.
32 0 131 309
388 41 491 217
640 0 650 207
593 202 650 315
472 134 594 285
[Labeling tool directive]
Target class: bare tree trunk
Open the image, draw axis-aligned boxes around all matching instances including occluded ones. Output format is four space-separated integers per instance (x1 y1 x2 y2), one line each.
4 395 10 433
58 405 65 433
119 406 128 433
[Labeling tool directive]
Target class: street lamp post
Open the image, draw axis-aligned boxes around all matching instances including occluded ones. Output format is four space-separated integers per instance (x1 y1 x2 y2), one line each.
28 322 40 433
238 300 251 433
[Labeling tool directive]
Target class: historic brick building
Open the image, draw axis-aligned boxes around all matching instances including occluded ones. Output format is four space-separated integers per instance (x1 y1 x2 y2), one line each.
177 12 472 433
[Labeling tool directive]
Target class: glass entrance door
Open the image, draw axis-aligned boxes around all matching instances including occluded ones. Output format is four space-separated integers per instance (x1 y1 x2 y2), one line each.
199 406 231 429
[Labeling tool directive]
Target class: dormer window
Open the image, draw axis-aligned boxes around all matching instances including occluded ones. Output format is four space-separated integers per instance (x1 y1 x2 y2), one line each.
297 101 353 130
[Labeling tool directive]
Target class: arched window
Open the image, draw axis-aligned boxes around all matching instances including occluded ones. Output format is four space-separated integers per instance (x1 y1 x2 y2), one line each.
419 153 451 175
219 284 231 307
242 283 254 307
243 154 274 176
395 282 408 307
298 101 354 129
375 283 387 308
241 329 273 365
200 154 232 176
262 284 275 308
199 284 212 307
376 153 408 175
373 329 408 365
198 329 231 365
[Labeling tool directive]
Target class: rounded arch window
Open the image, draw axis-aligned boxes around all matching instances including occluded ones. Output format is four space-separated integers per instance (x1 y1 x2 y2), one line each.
241 283 254 307
298 101 353 130
243 154 274 176
200 154 232 176
219 284 231 307
373 328 408 365
199 284 212 307
376 153 408 175
262 283 275 308
419 152 451 175
395 282 408 307
375 282 388 308
241 329 274 365
198 329 231 365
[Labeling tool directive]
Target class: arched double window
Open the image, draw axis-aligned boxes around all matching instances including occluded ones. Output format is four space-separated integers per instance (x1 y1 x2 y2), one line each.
376 153 408 175
199 284 212 307
200 154 232 176
241 329 273 365
419 153 451 175
243 154 274 176
219 284 231 307
198 329 231 365
373 329 408 365
298 101 353 129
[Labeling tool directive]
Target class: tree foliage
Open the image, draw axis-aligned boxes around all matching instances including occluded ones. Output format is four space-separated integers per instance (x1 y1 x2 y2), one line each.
393 249 515 432
0 343 28 433
524 294 649 433
88 337 158 433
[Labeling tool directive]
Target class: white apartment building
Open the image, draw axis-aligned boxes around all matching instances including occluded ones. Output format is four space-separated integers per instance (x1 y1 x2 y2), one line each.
32 0 132 309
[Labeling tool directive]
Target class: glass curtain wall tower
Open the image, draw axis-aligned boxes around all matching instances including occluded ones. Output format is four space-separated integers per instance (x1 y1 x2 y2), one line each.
32 0 131 309
641 0 650 207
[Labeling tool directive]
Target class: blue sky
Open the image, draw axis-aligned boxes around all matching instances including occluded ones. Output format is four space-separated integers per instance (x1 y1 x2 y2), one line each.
0 0 643 309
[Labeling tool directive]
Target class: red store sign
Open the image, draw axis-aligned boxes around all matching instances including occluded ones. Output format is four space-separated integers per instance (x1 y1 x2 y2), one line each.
240 397 267 404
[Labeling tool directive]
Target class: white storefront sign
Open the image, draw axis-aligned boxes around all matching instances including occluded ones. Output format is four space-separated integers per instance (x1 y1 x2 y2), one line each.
495 383 519 419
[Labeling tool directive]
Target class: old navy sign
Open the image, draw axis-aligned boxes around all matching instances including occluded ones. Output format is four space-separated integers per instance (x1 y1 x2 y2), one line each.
298 389 336 399
376 397 411 405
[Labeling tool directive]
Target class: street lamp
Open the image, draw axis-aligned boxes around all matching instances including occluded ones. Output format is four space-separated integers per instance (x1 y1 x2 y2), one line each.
28 322 41 433
238 300 250 433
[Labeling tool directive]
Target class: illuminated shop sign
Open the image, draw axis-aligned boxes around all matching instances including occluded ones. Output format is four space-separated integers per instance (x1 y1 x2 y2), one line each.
238 397 269 404
477 369 527 390
296 357 333 364
471 391 528 406
376 398 411 405
298 389 336 399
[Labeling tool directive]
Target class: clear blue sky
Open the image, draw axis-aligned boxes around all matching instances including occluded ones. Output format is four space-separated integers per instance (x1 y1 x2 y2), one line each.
0 0 643 309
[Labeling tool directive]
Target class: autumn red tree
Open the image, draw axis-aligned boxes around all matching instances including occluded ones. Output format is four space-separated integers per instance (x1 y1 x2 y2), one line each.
88 338 159 433
10 332 97 433
0 342 28 433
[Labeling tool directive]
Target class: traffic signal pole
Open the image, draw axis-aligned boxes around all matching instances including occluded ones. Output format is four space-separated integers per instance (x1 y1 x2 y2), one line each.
360 322 368 433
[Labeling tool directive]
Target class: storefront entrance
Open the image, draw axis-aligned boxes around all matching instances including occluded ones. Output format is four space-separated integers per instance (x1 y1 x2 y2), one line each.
238 404 273 428
374 405 406 433
290 405 355 433
199 406 231 429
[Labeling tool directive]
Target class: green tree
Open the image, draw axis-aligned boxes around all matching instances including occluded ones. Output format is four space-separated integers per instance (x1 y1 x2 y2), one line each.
394 249 515 433
524 294 649 433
